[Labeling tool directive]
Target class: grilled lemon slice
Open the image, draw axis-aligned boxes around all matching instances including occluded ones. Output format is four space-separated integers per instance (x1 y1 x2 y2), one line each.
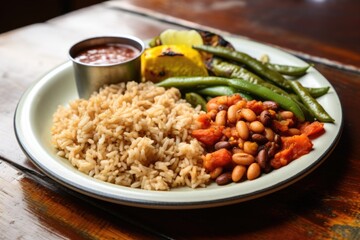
159 29 204 47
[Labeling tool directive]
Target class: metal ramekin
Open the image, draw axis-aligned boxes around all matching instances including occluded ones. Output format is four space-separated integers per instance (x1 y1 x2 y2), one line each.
69 35 145 99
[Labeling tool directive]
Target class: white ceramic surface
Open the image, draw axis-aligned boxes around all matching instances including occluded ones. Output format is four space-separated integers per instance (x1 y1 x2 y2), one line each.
14 37 343 209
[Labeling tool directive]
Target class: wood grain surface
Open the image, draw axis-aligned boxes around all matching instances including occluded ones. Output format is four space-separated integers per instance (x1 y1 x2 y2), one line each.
1 0 359 239
107 0 360 71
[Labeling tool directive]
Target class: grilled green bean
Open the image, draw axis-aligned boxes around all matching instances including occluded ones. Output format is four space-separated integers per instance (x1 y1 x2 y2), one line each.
197 85 237 96
265 63 311 77
157 76 305 122
288 80 334 123
157 76 225 89
193 45 292 91
208 58 290 96
209 58 263 84
210 58 328 99
196 86 253 100
185 92 207 111
289 94 315 121
306 86 330 98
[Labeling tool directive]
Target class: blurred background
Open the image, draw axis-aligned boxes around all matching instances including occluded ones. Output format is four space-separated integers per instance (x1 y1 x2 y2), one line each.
0 0 106 33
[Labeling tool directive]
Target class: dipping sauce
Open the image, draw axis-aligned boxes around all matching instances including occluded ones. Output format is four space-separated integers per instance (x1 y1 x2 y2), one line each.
74 43 140 65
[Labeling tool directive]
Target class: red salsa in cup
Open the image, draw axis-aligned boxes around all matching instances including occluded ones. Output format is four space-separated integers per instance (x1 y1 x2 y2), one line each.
74 43 140 65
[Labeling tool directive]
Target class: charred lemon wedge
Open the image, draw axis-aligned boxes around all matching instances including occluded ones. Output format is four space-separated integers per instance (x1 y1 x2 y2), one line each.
159 29 204 47
141 45 208 82
149 29 234 50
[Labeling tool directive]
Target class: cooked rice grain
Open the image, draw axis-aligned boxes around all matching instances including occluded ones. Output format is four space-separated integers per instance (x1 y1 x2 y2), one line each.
51 81 210 190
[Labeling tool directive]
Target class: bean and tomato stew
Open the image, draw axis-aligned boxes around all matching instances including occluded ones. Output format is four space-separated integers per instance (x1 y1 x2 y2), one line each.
191 94 325 185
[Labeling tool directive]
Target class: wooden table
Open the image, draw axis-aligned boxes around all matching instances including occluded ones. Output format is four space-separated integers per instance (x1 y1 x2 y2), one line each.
1 0 359 239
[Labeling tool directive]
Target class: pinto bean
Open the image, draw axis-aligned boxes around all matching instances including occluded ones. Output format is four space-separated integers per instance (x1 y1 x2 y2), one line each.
235 99 247 109
232 165 247 182
214 141 232 150
227 104 240 123
232 152 255 165
216 172 233 185
210 167 223 179
247 163 261 180
241 108 257 122
274 134 282 146
215 110 227 126
218 104 228 111
264 128 275 141
256 148 268 169
251 133 268 144
287 128 301 136
263 101 279 110
249 121 265 133
279 111 294 119
266 142 279 158
232 147 244 154
259 110 272 126
236 120 249 140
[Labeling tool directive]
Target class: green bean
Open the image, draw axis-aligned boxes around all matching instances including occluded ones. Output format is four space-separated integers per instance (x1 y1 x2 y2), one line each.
185 92 207 111
209 58 290 96
157 76 305 122
193 45 292 91
157 76 225 89
209 59 317 120
196 86 253 100
210 58 261 84
196 85 236 96
210 58 328 99
209 58 263 84
289 94 315 121
306 86 330 98
265 63 311 77
288 80 334 123
289 93 301 102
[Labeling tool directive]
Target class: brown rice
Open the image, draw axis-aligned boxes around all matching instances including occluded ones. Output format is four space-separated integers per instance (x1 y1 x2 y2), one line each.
51 81 210 190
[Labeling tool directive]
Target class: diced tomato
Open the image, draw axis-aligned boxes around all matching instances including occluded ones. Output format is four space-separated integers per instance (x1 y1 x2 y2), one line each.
273 120 289 132
271 134 313 169
196 114 212 129
246 100 264 115
300 121 325 139
203 148 232 171
221 127 238 139
273 119 294 133
222 127 232 139
191 125 224 146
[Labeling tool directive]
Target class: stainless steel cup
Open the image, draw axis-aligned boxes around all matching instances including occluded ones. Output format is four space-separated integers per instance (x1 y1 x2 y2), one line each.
69 35 145 99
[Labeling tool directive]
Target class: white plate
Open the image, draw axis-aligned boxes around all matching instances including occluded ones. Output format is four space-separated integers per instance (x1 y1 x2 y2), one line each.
14 37 343 209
